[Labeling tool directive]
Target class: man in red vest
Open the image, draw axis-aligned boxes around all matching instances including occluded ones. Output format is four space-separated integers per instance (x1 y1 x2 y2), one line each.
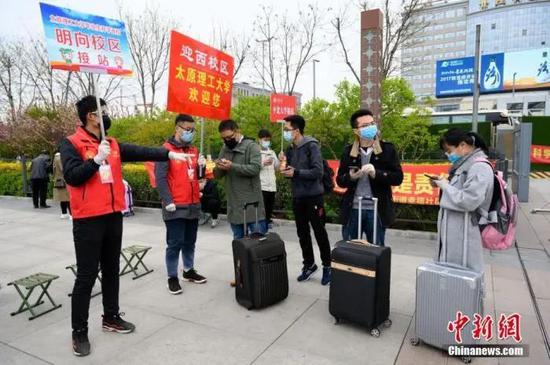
59 95 190 357
155 114 207 295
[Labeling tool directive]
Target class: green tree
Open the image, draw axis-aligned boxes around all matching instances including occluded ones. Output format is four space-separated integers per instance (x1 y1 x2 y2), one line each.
301 98 348 160
230 95 285 153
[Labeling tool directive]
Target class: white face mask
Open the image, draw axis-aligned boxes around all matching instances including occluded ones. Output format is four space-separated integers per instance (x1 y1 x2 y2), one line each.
260 140 271 149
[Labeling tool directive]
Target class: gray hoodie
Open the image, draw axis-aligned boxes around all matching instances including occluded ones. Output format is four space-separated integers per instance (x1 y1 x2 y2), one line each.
285 136 324 199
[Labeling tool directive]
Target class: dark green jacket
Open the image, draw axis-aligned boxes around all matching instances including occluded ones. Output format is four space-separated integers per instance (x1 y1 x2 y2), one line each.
214 138 265 225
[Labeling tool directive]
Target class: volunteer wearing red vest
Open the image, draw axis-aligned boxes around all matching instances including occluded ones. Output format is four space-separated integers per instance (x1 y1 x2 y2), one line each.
155 114 207 295
59 95 190 357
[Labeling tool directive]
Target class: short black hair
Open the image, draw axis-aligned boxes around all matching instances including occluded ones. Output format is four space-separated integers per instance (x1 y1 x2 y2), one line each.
219 119 239 133
76 95 106 124
349 109 373 129
258 129 271 139
439 128 488 153
283 115 305 134
175 114 195 125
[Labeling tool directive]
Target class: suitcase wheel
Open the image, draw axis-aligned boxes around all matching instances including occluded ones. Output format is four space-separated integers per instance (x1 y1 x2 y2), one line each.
461 357 472 364
370 328 380 337
382 319 392 328
333 317 340 325
410 337 420 346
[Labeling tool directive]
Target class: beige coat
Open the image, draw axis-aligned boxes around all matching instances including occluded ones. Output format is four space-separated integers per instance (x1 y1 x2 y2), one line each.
53 153 69 202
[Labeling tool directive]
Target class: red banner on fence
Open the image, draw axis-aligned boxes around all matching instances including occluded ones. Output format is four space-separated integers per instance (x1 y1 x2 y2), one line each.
325 160 451 205
166 30 234 120
392 163 450 205
270 94 297 122
531 144 550 164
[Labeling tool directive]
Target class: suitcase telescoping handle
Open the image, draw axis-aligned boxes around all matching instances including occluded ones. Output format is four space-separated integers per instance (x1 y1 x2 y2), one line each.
441 210 470 270
357 196 378 245
243 201 260 237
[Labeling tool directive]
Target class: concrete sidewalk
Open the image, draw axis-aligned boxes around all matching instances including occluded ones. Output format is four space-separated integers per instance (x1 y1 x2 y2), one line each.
0 185 548 364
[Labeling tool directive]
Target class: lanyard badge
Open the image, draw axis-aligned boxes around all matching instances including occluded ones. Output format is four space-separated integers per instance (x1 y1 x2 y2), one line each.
99 164 114 184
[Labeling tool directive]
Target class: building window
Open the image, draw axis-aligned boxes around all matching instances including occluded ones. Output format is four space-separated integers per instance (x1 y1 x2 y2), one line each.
507 103 524 113
436 104 460 112
491 23 496 30
528 102 545 116
522 29 527 36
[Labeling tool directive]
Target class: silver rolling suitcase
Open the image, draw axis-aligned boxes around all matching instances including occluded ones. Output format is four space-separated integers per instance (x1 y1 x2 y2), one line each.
411 212 483 363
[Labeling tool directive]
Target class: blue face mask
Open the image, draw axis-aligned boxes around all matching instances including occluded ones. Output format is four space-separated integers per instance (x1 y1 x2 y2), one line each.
283 130 293 142
359 125 378 140
181 131 194 143
446 152 461 164
261 140 271 149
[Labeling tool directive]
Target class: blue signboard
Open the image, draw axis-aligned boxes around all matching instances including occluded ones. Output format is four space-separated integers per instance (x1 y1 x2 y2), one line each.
435 57 475 97
436 49 550 97
39 2 133 76
480 53 504 93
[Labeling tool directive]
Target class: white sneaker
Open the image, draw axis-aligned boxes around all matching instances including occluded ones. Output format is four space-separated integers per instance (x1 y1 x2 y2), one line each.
211 219 218 228
60 214 69 219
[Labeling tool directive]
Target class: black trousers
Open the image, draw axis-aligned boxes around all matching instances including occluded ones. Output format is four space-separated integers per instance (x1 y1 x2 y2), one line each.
292 194 331 267
72 213 123 331
262 191 276 224
60 201 71 214
201 197 220 219
31 178 48 207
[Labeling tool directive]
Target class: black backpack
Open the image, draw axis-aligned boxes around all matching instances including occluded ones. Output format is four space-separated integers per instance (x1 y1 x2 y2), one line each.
287 144 335 195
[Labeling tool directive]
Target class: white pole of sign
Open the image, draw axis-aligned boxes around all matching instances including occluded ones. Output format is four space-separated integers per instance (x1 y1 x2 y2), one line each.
91 75 106 141
280 120 284 153
200 117 205 155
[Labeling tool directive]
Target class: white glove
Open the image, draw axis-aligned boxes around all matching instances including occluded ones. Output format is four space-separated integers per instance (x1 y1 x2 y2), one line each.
165 203 176 212
198 154 206 166
93 140 111 165
349 169 364 181
362 163 376 178
168 151 193 162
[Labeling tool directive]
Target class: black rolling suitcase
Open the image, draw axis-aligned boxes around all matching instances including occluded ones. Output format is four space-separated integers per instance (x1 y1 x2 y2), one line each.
329 196 392 337
232 202 289 309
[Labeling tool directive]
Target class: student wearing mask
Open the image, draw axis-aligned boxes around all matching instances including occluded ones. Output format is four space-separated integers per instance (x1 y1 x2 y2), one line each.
430 128 494 274
258 129 279 229
60 95 190 357
280 115 332 285
214 120 266 284
155 114 207 295
336 109 403 246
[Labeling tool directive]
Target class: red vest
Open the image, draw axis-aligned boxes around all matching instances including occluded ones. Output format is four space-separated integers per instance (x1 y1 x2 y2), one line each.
66 127 125 219
163 142 200 205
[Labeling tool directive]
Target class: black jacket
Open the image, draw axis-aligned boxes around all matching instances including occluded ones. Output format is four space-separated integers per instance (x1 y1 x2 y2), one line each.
59 128 169 187
30 153 52 179
336 141 403 228
285 136 324 199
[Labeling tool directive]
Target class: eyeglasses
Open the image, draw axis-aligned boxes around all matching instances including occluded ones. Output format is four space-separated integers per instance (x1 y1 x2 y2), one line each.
357 122 376 129
177 125 195 132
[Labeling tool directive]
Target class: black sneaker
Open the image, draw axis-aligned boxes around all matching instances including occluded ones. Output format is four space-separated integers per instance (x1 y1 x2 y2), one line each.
167 277 183 294
72 329 90 357
182 268 207 284
297 264 318 282
102 313 135 334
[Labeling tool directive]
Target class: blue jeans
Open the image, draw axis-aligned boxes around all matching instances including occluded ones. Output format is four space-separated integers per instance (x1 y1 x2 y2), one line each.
230 220 267 240
348 209 386 246
164 218 199 278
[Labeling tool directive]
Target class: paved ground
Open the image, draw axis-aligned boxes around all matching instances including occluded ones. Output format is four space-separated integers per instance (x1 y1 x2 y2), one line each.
0 179 549 365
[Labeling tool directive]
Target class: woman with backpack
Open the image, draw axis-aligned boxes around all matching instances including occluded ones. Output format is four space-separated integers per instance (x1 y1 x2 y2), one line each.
431 128 494 273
